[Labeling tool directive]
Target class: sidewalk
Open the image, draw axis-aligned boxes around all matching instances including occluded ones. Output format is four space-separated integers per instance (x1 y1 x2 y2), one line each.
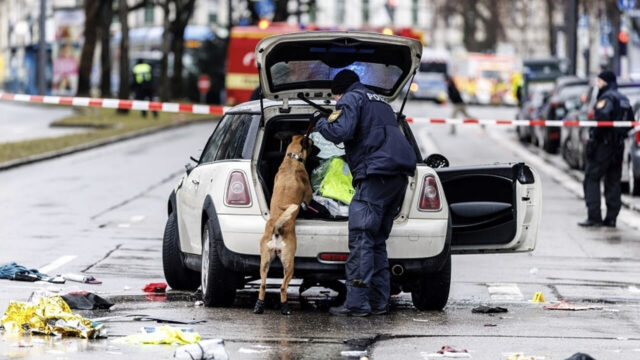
0 102 84 143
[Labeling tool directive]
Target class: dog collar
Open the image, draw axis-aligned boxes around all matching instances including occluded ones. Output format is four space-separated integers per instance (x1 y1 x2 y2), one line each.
286 152 304 163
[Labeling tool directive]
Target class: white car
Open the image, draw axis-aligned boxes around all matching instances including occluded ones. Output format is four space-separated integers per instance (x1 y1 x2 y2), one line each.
162 32 542 310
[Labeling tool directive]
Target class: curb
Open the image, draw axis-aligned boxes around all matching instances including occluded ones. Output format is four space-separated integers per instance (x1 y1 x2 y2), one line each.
0 118 217 172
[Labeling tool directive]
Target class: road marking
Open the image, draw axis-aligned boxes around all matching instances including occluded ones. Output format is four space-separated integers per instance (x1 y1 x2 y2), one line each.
487 129 640 231
487 283 524 302
130 215 145 223
40 255 77 274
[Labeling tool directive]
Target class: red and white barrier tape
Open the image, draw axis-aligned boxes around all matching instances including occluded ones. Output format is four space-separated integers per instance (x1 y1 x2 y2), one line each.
0 92 229 115
404 117 639 127
0 92 637 127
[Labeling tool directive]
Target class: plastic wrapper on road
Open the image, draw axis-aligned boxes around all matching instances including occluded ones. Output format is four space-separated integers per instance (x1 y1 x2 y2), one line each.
116 325 201 345
0 295 103 338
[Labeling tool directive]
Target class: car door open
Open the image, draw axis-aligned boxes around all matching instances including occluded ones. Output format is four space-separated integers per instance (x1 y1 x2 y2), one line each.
436 163 542 254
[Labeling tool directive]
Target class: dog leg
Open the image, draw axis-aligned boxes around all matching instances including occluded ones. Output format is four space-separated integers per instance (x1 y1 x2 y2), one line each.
279 242 296 315
254 246 273 314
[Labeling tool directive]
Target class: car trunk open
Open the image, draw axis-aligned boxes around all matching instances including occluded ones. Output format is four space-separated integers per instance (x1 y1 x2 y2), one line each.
255 31 422 102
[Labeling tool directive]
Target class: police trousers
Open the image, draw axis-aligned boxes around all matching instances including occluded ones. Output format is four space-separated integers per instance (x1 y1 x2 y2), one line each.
583 141 623 222
345 174 407 313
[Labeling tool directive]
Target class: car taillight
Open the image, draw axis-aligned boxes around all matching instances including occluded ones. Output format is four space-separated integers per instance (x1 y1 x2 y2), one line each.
225 171 251 206
318 253 349 262
419 176 441 211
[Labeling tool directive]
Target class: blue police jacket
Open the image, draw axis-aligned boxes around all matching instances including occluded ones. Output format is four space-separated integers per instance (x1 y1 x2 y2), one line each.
316 82 417 181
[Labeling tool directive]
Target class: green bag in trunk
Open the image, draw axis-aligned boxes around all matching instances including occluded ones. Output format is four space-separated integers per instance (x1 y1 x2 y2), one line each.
311 157 355 205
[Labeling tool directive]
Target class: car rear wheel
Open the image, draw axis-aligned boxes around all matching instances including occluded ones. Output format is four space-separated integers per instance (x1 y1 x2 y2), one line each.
162 212 200 291
630 160 640 196
201 219 238 307
411 253 451 311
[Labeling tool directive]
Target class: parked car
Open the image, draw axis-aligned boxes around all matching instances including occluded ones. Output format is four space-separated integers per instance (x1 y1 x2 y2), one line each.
532 76 588 154
409 48 449 103
516 85 552 142
161 32 542 311
562 82 640 188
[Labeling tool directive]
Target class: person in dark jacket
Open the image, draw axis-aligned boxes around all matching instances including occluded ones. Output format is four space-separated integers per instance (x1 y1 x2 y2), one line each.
445 74 472 134
312 70 417 316
579 70 634 227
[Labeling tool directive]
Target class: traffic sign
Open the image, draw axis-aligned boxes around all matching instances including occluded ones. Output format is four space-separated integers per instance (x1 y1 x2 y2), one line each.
618 0 636 11
198 74 211 94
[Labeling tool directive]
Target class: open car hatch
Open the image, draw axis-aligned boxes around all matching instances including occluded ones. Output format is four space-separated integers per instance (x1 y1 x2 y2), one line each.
255 31 422 102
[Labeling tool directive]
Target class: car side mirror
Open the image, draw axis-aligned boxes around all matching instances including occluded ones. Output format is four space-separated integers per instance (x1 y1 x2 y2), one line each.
424 153 449 168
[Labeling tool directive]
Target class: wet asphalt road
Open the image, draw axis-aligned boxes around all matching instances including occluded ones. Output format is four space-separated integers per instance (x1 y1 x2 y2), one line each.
1 102 640 360
0 102 82 142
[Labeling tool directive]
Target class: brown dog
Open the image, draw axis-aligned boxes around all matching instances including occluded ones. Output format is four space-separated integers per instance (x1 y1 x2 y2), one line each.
254 135 313 315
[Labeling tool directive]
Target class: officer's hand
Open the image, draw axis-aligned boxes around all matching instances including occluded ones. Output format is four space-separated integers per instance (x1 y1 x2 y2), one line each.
310 111 324 127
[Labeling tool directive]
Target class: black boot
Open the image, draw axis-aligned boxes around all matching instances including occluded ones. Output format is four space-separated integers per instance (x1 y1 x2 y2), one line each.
253 299 265 314
280 301 292 315
577 219 602 227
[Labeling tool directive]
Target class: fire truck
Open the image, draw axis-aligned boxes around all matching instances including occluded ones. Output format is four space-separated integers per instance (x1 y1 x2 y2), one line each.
450 53 521 105
225 23 424 105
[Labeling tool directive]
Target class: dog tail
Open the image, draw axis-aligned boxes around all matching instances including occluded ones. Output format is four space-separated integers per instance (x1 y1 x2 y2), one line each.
273 204 298 236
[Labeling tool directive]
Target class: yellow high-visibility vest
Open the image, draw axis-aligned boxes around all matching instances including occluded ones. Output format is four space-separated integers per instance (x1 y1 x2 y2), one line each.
133 63 152 84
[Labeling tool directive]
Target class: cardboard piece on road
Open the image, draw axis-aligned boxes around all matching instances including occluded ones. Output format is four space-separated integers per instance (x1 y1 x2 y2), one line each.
542 301 603 311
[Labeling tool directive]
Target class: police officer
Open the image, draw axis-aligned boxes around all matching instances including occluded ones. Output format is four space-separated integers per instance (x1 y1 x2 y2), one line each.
132 59 158 118
579 70 633 227
312 70 417 316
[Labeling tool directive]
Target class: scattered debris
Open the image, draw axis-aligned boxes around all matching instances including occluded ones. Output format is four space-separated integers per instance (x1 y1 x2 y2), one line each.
61 291 114 310
531 291 546 303
505 353 546 360
0 262 48 281
542 301 603 311
47 275 66 284
472 306 508 314
143 282 168 293
437 346 469 355
529 268 539 275
0 295 104 338
341 350 368 357
136 316 205 325
116 326 200 345
174 338 229 360
413 318 430 322
564 353 596 360
484 324 497 327
123 286 131 291
63 273 102 284
628 286 640 294
194 301 204 307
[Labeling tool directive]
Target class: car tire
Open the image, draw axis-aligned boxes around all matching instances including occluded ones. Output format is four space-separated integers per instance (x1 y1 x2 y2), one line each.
411 253 451 311
162 212 200 291
201 219 238 307
630 160 640 196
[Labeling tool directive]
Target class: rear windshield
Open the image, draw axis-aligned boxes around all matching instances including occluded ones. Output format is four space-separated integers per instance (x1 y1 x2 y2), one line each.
270 60 403 91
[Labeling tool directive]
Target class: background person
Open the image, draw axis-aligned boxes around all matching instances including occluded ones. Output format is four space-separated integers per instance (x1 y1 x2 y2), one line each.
445 74 472 134
312 70 416 317
579 70 634 228
132 59 157 118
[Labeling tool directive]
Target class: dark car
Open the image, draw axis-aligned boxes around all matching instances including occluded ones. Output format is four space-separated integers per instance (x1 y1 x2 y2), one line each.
516 84 553 142
531 76 588 153
562 82 640 183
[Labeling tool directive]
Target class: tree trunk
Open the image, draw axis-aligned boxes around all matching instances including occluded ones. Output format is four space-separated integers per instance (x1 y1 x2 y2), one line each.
545 0 556 56
118 0 130 108
461 1 479 52
77 1 101 96
170 0 196 100
99 0 113 97
159 0 171 101
273 0 289 22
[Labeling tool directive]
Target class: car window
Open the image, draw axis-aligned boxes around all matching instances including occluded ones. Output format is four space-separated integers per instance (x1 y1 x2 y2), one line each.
199 114 252 163
215 114 252 161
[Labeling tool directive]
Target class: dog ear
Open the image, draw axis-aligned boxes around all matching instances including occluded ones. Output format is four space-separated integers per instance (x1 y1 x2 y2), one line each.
301 137 309 149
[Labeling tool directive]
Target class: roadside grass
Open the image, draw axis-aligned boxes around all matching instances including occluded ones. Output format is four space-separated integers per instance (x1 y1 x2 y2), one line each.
0 107 217 164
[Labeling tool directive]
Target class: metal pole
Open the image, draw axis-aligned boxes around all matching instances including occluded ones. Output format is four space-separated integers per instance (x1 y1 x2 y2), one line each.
37 0 46 95
567 0 578 75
